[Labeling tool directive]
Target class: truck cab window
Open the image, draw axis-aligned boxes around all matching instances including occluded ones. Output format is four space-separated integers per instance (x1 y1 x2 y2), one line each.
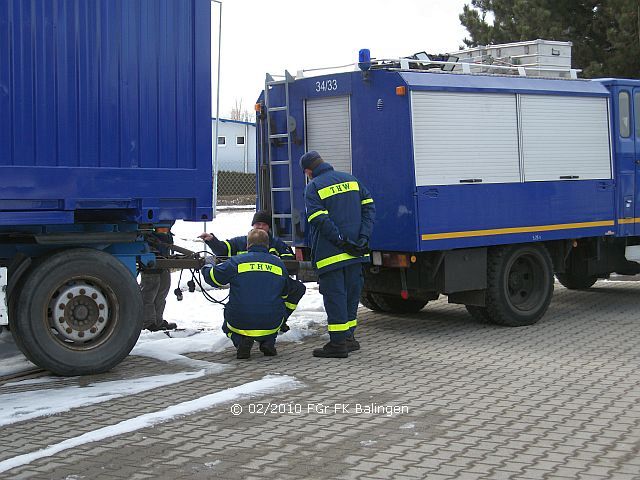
619 91 630 138
635 92 640 138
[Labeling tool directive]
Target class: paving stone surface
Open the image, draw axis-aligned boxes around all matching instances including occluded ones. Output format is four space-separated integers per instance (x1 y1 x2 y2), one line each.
1 281 640 479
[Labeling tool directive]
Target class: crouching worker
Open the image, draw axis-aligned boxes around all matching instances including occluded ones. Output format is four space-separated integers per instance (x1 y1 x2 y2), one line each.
201 229 288 359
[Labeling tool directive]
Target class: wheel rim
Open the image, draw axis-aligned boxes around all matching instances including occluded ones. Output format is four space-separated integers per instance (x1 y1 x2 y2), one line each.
46 277 119 350
505 252 546 312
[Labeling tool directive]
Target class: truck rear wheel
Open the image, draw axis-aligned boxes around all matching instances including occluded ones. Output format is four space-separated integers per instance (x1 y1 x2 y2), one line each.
465 305 492 323
12 248 143 376
555 272 598 290
485 244 554 326
370 293 427 313
359 291 384 312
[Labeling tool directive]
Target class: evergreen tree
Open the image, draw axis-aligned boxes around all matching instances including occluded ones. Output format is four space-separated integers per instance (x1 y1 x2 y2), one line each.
459 0 640 78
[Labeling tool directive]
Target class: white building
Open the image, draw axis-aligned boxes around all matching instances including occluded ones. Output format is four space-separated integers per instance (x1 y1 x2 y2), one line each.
212 118 256 173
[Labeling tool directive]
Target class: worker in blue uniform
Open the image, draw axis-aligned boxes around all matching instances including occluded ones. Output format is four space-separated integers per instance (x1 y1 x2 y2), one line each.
201 229 288 359
199 210 305 330
300 151 376 358
140 225 178 332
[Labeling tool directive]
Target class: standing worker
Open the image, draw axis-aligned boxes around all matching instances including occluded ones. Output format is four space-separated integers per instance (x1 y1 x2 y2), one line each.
300 151 375 358
140 225 178 332
201 229 288 359
198 210 305 329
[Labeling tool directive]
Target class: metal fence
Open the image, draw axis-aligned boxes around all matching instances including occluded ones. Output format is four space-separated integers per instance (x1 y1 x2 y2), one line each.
216 170 256 206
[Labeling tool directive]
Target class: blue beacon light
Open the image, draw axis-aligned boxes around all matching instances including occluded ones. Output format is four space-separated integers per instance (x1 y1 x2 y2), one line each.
358 49 371 71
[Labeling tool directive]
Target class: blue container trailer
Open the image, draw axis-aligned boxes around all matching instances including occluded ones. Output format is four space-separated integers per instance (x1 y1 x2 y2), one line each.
257 59 640 326
0 0 212 375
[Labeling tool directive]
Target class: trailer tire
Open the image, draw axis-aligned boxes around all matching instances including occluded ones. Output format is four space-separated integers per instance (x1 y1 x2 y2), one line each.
370 293 427 313
555 272 598 290
12 248 143 376
485 244 553 327
359 291 385 312
465 305 492 323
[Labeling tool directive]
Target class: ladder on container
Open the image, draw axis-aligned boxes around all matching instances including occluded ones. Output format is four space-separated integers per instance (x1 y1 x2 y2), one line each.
264 70 295 244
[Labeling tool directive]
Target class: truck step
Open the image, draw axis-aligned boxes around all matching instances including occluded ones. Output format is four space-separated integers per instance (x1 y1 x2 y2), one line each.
269 133 289 139
268 106 287 112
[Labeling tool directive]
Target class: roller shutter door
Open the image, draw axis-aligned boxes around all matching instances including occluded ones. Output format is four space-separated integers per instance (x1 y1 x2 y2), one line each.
520 95 612 181
411 91 521 186
305 96 352 174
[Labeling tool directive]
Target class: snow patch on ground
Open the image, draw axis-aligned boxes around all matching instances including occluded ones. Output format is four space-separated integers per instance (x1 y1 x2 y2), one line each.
0 374 302 474
399 422 416 429
0 370 205 427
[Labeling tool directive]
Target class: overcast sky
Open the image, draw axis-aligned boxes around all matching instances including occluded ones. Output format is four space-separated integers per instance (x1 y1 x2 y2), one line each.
211 0 471 119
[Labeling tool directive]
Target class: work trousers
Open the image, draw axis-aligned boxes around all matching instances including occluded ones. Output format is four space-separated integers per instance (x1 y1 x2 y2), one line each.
140 270 171 329
318 263 363 343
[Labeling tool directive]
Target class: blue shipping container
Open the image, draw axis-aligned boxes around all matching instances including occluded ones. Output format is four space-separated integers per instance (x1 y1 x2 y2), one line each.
0 0 212 225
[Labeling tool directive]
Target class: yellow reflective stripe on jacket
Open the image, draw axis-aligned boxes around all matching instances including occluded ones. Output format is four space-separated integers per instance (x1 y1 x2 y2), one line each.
280 253 294 258
236 250 248 255
347 319 357 328
327 322 351 332
269 247 278 254
226 319 283 337
316 253 370 269
223 240 232 257
237 262 283 276
361 198 374 205
317 181 359 200
284 301 297 311
308 209 329 222
209 268 225 287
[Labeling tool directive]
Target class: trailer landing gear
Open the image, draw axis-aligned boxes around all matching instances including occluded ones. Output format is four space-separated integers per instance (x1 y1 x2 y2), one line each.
10 249 143 376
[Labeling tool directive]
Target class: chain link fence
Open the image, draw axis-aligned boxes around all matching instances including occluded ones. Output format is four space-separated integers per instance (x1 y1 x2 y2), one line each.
213 119 257 207
216 170 256 206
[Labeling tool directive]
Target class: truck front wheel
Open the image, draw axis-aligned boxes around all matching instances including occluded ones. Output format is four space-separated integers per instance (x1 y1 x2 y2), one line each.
484 244 554 326
12 248 143 376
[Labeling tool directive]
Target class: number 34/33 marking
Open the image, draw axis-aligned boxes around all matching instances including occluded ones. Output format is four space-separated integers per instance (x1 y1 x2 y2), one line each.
315 79 338 92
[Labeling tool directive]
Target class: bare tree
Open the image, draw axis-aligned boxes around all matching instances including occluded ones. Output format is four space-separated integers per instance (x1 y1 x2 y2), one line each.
229 98 255 122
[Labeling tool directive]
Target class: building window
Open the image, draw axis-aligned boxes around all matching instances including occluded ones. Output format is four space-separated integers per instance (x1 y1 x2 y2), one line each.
236 136 245 146
218 136 226 146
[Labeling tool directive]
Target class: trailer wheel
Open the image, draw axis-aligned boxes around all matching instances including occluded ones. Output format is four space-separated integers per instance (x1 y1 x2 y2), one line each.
465 305 492 323
370 293 427 313
485 244 554 327
555 272 597 290
359 291 384 312
12 248 143 376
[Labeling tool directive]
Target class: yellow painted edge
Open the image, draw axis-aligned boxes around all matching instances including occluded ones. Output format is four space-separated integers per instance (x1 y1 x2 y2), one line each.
421 220 615 241
617 218 640 224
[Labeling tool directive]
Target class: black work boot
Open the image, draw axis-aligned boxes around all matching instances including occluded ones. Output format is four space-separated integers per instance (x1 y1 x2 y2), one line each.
259 343 278 356
313 342 348 358
236 337 253 359
345 337 360 352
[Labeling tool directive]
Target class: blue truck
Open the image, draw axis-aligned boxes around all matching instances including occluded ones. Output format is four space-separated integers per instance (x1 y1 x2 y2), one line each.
257 55 640 327
0 0 212 375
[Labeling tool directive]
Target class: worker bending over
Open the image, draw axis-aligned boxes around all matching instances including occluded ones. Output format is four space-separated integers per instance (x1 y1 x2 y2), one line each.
199 210 305 329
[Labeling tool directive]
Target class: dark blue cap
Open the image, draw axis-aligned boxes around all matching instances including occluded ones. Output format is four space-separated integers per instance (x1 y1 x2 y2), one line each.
299 150 323 170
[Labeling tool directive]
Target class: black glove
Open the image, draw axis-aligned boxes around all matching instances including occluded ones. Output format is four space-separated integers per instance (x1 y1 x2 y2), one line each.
279 322 290 334
338 238 364 257
356 236 369 251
